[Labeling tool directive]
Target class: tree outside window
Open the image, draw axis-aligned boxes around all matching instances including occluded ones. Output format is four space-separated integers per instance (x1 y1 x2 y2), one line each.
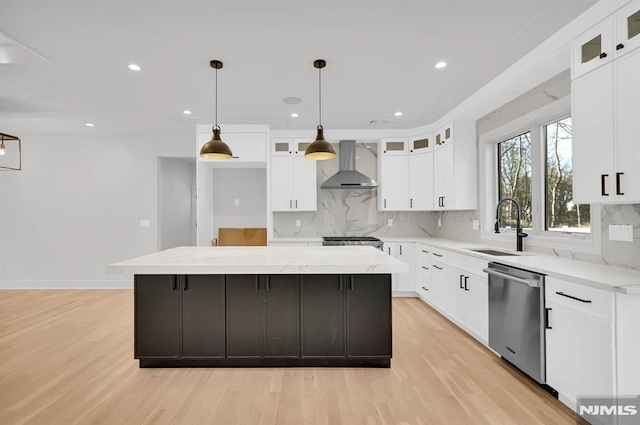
544 117 590 233
497 132 532 229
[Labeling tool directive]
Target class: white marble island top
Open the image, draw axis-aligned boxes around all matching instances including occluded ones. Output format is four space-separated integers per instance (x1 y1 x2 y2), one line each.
107 246 409 275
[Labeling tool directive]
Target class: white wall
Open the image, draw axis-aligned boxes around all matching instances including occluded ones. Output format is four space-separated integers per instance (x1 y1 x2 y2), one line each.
211 168 267 240
0 133 193 288
158 158 195 250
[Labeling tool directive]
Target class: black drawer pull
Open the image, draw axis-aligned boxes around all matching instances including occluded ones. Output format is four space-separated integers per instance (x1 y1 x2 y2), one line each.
433 253 443 257
616 43 624 50
545 307 552 329
421 287 429 291
433 265 443 270
464 276 469 291
421 266 429 270
601 174 609 196
616 172 624 195
556 291 592 303
421 250 429 254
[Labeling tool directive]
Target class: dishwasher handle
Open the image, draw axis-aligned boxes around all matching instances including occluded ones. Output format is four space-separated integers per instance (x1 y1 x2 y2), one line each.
482 268 541 288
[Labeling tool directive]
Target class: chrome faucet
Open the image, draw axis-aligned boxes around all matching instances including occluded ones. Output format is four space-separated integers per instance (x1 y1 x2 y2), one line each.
495 197 528 251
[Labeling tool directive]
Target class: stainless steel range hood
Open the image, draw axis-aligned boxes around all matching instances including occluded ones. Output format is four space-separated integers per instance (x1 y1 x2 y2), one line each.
321 140 378 189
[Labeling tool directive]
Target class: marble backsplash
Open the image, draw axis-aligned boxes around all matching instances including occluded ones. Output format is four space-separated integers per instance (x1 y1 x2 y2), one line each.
435 205 640 271
273 143 437 238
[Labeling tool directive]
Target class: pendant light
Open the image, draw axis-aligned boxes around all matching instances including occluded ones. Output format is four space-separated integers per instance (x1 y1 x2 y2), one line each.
200 60 233 159
304 59 336 160
0 132 22 171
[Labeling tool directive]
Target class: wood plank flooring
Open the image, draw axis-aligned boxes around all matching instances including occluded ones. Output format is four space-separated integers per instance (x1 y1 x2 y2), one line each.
0 290 579 425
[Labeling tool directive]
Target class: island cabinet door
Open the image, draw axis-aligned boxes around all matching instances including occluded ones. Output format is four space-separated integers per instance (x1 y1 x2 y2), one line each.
226 275 262 358
181 275 225 359
300 275 346 358
346 275 392 358
263 275 300 358
134 275 180 359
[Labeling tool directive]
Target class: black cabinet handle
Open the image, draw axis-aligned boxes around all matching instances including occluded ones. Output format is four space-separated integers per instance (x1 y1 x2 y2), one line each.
433 253 443 257
421 250 429 254
295 199 298 208
399 245 403 255
421 287 429 291
410 198 413 208
388 247 391 255
616 172 624 195
459 274 464 289
599 52 607 59
545 308 552 329
601 174 609 196
433 265 442 270
421 266 429 270
464 276 469 291
289 199 293 208
384 199 387 208
556 291 592 303
616 43 624 50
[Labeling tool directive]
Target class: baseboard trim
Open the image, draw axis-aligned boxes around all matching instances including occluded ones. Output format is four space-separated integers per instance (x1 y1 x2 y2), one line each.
0 280 133 289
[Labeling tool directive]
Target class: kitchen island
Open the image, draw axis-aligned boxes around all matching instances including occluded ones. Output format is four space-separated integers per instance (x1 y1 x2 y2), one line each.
107 246 408 368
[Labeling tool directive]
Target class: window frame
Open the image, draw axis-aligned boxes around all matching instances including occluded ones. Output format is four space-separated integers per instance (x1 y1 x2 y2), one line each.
479 96 601 255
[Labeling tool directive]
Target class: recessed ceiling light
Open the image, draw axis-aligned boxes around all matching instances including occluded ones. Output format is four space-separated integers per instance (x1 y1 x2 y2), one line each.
435 61 447 69
283 96 302 105
85 123 94 127
290 113 299 118
394 111 403 117
128 64 141 71
183 110 192 115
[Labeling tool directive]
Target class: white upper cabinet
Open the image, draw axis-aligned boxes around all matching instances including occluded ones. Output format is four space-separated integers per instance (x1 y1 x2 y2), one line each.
614 0 640 57
378 135 434 211
380 137 409 156
571 17 614 79
378 154 409 211
409 134 433 155
432 121 477 211
270 139 317 212
572 1 640 204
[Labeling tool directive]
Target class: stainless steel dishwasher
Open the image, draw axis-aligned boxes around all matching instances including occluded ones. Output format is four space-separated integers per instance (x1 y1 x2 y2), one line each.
484 262 546 384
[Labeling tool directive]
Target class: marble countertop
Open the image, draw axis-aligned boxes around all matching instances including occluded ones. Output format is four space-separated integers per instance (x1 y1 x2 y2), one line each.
388 237 640 293
267 236 640 293
107 246 408 275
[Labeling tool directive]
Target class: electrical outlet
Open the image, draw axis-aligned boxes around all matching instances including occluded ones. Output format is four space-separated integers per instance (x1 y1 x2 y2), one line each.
295 220 301 228
387 219 393 227
140 219 151 228
472 220 480 230
609 224 634 242
234 198 240 206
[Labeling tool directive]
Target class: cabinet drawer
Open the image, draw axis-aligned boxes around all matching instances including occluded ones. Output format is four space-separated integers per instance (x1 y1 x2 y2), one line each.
416 275 431 300
546 277 613 320
447 252 489 277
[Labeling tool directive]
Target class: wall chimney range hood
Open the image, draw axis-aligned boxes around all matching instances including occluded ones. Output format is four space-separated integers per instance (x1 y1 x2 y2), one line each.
321 140 378 189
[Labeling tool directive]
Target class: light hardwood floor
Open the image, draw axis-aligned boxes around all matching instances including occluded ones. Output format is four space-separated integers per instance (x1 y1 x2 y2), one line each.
0 290 578 425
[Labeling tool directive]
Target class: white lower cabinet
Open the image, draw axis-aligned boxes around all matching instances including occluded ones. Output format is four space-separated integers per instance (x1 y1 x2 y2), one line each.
430 259 448 312
384 242 416 294
545 277 615 409
616 291 640 397
448 266 488 344
415 244 432 301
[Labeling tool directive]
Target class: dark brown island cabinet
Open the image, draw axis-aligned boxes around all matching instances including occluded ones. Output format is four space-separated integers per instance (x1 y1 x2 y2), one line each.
134 273 392 368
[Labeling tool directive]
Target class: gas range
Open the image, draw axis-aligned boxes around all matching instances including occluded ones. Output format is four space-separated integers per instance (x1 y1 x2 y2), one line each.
322 236 383 250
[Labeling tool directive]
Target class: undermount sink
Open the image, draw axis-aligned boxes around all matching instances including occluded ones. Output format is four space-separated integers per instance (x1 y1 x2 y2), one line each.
466 248 519 256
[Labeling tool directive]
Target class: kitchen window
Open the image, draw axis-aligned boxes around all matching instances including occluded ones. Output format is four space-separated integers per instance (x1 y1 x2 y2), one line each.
481 97 599 254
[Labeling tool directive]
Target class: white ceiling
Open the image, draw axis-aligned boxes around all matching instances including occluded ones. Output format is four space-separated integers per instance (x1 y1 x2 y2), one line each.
0 0 597 139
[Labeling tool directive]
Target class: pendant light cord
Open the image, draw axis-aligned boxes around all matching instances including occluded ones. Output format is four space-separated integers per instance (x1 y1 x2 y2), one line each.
214 66 218 129
318 66 322 127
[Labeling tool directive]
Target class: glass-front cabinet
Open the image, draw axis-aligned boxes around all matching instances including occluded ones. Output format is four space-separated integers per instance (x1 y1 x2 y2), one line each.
615 0 640 57
380 138 408 156
572 18 614 79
